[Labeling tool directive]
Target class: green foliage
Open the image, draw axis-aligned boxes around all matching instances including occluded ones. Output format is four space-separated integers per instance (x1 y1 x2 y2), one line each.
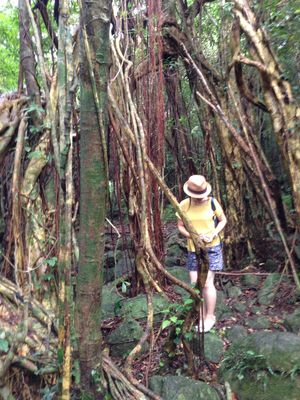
262 0 300 98
40 384 59 400
163 204 176 222
0 338 9 352
222 347 268 381
161 297 196 345
0 3 19 92
121 280 131 293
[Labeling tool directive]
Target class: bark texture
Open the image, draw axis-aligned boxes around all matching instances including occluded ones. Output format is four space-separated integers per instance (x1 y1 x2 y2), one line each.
75 0 112 397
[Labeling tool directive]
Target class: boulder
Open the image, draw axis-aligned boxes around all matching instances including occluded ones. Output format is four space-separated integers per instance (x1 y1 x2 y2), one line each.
257 273 281 305
225 325 248 343
219 331 300 399
240 274 261 288
166 266 190 284
244 316 271 330
220 331 300 376
264 259 278 272
216 291 232 320
106 318 147 358
227 286 242 298
149 375 221 400
118 294 171 321
226 374 300 400
192 333 224 363
284 308 300 334
232 301 247 313
102 282 124 320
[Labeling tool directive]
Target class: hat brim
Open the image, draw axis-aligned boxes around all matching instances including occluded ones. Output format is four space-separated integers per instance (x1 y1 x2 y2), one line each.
183 182 212 198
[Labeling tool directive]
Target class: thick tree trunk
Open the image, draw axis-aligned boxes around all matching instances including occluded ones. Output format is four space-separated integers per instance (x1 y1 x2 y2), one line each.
18 0 41 106
75 0 111 397
233 0 300 226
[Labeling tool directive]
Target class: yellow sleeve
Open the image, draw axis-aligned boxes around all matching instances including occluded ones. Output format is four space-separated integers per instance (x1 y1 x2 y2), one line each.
175 198 190 219
213 198 225 218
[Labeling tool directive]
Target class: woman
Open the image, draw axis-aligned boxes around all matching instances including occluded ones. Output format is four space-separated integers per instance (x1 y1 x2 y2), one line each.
177 175 227 332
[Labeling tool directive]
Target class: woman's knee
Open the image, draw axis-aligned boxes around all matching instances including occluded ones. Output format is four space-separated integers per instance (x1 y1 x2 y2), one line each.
204 271 216 289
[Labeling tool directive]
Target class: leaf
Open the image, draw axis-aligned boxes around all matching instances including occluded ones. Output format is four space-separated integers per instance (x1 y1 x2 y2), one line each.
162 320 171 330
184 298 194 305
121 282 127 293
28 150 45 160
46 257 57 267
170 316 178 323
0 338 9 352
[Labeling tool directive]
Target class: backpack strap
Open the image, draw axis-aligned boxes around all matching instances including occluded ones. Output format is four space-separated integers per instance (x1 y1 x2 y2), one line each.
211 197 218 228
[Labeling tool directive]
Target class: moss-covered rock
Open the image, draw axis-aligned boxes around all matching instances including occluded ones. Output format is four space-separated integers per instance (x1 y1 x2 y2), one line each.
257 273 281 305
240 274 261 288
284 308 300 334
167 266 190 284
106 318 147 358
227 286 242 298
219 331 300 399
149 375 221 400
244 316 271 330
216 291 232 320
118 294 171 321
232 301 247 313
192 332 224 363
101 282 123 320
225 325 248 343
222 371 300 400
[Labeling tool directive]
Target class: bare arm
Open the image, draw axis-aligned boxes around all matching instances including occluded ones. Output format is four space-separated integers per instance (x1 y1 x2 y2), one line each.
214 213 227 236
177 219 191 238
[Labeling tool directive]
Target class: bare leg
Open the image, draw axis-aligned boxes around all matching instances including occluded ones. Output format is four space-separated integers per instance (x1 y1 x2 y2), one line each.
203 270 217 318
189 271 198 285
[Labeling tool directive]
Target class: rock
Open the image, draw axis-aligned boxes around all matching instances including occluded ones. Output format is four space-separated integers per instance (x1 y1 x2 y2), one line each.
225 374 300 400
221 331 300 375
166 266 190 284
241 274 261 288
227 286 242 298
192 333 224 363
251 305 266 314
232 301 247 313
104 250 122 268
102 282 123 320
264 259 278 272
115 257 135 278
165 256 181 268
173 285 190 299
118 294 171 321
284 308 300 334
225 325 248 343
149 375 221 400
219 332 300 399
257 273 281 305
166 233 187 250
216 291 232 320
244 316 271 330
107 318 146 358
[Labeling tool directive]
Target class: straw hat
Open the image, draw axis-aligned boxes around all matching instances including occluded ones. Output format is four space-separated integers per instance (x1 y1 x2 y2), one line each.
183 175 211 198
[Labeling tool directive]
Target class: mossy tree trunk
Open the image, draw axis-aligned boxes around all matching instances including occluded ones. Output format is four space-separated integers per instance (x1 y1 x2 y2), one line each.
75 0 111 397
233 0 300 226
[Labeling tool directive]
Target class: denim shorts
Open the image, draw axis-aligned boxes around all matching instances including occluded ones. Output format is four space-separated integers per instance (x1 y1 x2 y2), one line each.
186 244 223 272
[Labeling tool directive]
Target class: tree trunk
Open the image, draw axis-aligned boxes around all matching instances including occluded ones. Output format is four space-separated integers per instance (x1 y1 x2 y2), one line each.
233 0 300 226
18 0 41 106
75 0 111 397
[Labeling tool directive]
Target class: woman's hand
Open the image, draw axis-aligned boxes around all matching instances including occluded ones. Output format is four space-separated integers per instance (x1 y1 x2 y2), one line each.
199 233 216 243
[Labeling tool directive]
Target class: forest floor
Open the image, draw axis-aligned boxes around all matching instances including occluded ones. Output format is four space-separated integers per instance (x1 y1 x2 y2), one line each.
103 221 300 388
130 275 298 385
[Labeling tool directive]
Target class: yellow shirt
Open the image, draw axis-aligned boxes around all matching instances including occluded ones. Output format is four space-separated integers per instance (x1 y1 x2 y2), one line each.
176 197 224 252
